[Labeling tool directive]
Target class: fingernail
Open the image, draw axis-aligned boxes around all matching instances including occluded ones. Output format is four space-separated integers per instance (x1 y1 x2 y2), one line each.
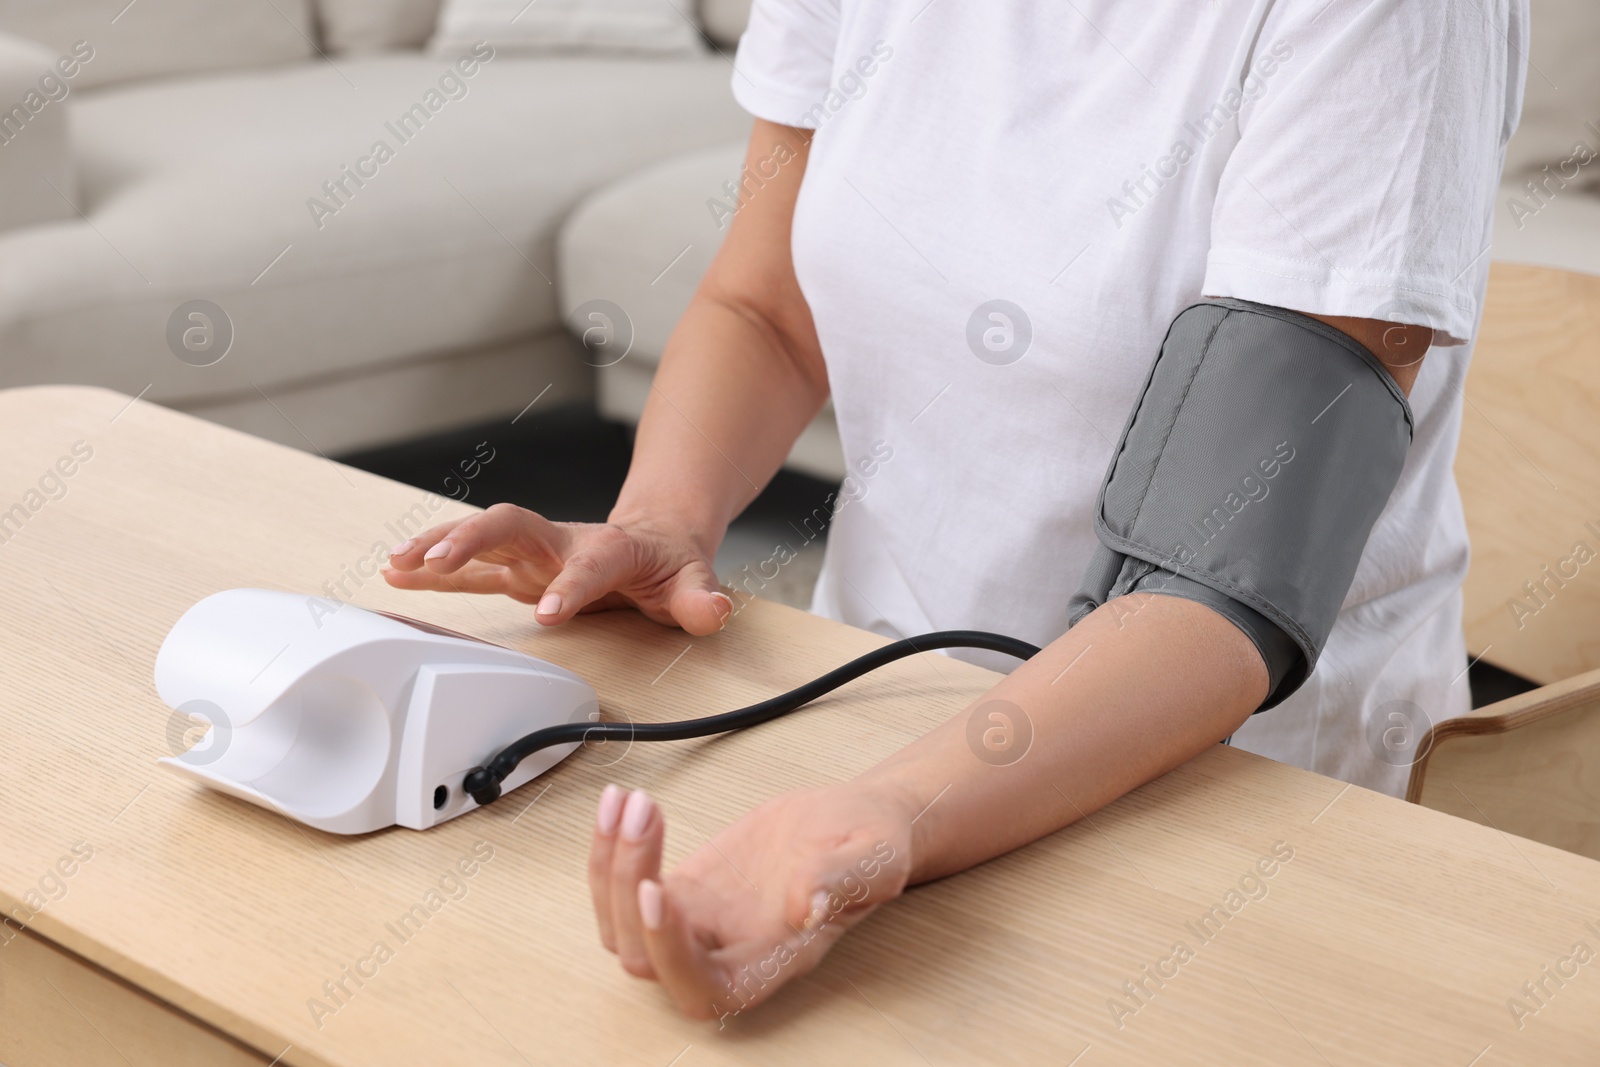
596 784 624 834
638 879 663 931
536 593 562 616
620 789 654 841
711 592 734 629
803 889 832 930
424 540 451 561
390 539 414 556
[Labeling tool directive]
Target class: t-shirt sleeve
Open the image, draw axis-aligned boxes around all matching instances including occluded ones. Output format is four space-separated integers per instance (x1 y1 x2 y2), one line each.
1203 0 1527 345
730 0 841 128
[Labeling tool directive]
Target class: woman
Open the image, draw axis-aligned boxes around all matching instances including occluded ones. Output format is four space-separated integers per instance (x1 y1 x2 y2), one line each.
385 0 1523 1020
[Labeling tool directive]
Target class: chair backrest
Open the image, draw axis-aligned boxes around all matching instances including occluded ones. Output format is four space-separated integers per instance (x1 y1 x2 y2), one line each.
1407 666 1600 862
1457 262 1600 686
1410 263 1600 861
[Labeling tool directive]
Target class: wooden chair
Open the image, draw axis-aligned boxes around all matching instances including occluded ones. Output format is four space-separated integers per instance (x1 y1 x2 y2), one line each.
1407 263 1600 860
1410 666 1600 861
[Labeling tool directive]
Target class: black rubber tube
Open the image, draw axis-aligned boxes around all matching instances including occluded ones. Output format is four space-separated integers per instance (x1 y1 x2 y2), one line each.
462 630 1041 805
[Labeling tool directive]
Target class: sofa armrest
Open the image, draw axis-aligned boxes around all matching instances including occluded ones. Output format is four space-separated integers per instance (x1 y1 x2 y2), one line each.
0 32 77 233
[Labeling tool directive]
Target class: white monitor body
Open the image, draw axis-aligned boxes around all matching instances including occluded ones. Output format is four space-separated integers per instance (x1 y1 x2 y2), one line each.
154 589 596 834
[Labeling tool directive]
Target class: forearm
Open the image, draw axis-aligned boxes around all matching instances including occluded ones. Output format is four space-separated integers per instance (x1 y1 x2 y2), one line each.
859 593 1269 884
847 303 1422 883
611 120 825 557
611 295 827 554
583 297 1431 1015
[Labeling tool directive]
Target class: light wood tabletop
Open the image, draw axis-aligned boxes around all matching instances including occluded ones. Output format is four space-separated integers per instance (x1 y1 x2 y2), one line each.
2 385 1599 1067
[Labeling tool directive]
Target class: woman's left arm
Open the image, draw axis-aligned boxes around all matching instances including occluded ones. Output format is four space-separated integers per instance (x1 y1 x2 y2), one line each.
589 589 1264 1020
587 310 1428 1020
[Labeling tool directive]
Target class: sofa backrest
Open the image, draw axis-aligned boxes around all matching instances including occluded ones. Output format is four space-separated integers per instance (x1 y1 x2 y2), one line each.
699 0 750 49
316 0 442 53
1503 0 1600 186
0 0 316 90
312 0 747 54
0 0 749 84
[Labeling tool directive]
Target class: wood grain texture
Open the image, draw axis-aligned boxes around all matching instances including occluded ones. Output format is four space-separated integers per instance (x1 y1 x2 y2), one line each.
1408 667 1600 862
1458 263 1600 684
3 385 1600 1066
0 927 271 1066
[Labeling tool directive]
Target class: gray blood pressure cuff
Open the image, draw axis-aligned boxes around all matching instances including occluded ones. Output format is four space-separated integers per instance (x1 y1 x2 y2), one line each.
1066 298 1414 710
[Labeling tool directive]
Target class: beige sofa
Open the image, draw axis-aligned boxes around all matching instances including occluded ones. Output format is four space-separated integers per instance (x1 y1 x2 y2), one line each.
561 0 1600 485
0 0 753 454
1490 0 1600 278
5 0 1593 470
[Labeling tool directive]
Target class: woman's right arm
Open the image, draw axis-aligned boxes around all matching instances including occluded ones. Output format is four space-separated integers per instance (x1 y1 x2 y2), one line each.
608 119 826 564
384 120 825 634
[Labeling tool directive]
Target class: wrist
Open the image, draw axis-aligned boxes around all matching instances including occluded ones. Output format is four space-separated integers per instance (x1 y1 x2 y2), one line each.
852 756 948 887
607 495 726 560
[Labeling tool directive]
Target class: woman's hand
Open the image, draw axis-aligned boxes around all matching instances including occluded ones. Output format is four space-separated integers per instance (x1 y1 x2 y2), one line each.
589 781 916 1021
382 502 733 636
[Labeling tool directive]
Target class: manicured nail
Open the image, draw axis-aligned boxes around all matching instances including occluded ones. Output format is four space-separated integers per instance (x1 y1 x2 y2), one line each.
390 539 414 556
803 889 832 930
638 879 663 931
596 784 624 834
536 593 562 616
423 540 451 561
620 789 653 841
711 592 734 628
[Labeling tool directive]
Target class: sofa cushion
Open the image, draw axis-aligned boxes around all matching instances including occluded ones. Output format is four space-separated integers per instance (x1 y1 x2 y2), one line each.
0 52 749 406
557 139 846 481
698 0 751 48
317 0 444 53
1 0 316 90
1503 0 1600 185
558 142 744 362
0 33 77 232
430 0 702 56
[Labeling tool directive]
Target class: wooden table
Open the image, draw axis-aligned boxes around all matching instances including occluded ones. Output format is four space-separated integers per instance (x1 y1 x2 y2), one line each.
2 385 1598 1067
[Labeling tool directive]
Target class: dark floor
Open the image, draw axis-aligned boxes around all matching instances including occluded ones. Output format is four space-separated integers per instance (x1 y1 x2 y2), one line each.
342 407 1545 710
1467 658 1540 709
339 404 839 606
341 404 837 525
341 405 631 523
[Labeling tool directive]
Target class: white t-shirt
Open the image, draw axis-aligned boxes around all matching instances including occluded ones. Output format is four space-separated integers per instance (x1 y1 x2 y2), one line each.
731 0 1525 797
